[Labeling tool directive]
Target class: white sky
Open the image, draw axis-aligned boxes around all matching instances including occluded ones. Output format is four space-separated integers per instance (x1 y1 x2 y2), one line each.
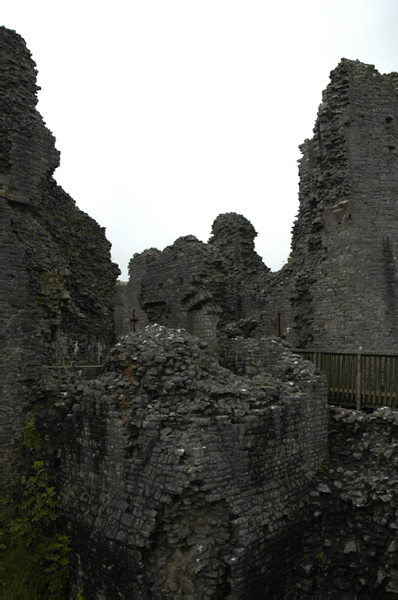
3 1 398 279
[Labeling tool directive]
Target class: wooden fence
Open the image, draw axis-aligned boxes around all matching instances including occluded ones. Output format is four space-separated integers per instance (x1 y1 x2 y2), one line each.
293 350 398 410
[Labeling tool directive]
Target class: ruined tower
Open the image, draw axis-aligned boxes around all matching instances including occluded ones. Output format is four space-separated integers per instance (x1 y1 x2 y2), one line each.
257 59 398 350
291 59 398 350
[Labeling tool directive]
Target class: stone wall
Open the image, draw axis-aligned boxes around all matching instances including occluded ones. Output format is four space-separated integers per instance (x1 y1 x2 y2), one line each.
122 59 398 354
287 405 398 596
263 59 398 351
120 235 226 349
208 213 270 326
119 214 270 351
39 325 398 597
1 27 119 488
53 325 328 598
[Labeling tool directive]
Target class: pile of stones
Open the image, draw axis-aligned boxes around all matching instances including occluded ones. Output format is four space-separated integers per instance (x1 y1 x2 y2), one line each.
53 325 328 598
290 405 398 596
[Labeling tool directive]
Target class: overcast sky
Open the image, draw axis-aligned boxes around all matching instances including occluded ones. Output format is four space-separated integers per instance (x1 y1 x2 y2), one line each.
3 1 398 279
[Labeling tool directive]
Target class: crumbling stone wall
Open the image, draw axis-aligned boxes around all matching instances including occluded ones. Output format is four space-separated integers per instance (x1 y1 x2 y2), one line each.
120 214 270 349
0 27 60 204
287 405 398 596
262 59 398 351
208 213 270 325
298 59 398 351
123 59 398 354
120 235 227 348
41 324 398 597
1 27 119 487
4 29 398 597
140 236 226 348
54 325 328 598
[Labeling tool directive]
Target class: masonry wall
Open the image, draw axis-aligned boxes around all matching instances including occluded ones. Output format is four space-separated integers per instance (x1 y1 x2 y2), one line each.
286 405 398 596
54 326 328 598
122 61 398 354
120 235 227 349
1 27 119 487
4 30 398 596
121 214 271 350
262 59 398 351
303 60 398 350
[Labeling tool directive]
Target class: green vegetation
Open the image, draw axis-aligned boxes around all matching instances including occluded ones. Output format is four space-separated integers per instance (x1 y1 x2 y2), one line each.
1 455 71 599
317 551 332 571
24 421 43 451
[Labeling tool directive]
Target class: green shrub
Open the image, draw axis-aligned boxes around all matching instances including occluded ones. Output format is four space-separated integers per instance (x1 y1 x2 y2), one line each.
1 461 70 599
24 421 42 451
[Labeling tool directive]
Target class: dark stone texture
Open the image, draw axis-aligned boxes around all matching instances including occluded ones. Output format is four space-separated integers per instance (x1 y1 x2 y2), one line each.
121 59 398 354
119 214 270 351
0 27 60 204
286 406 398 597
121 237 226 350
265 59 398 351
1 27 119 488
56 325 328 598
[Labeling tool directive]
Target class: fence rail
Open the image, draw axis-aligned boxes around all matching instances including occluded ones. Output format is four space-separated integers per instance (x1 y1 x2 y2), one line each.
293 349 398 410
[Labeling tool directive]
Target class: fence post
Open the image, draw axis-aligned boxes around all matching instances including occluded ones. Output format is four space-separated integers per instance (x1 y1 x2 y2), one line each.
356 353 361 411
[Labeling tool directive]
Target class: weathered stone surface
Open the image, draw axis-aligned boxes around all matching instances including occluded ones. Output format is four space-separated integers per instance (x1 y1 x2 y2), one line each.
208 213 270 326
0 27 60 204
287 405 398 596
118 214 270 351
1 27 119 488
264 59 398 351
125 237 226 350
55 325 328 598
121 59 398 354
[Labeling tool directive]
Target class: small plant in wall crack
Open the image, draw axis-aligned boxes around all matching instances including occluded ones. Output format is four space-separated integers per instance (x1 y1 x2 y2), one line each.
120 388 131 408
317 550 332 571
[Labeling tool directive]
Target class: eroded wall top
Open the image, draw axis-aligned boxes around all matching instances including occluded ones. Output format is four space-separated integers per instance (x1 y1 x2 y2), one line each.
0 26 60 204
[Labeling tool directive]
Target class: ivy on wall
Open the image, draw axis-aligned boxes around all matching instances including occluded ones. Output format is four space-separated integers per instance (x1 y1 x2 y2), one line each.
1 425 71 599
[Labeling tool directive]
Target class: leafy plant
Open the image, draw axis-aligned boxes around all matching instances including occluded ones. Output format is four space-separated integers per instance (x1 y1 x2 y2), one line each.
24 421 42 451
1 461 70 599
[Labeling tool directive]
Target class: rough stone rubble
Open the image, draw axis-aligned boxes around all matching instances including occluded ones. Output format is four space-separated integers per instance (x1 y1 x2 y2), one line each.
291 406 398 596
53 325 328 598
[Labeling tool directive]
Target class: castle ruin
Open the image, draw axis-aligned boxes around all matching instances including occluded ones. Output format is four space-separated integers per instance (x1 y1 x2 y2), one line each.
2 26 398 597
121 59 398 353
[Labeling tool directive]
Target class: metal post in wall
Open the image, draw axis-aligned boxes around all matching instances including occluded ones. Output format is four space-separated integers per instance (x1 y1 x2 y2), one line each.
356 353 362 411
